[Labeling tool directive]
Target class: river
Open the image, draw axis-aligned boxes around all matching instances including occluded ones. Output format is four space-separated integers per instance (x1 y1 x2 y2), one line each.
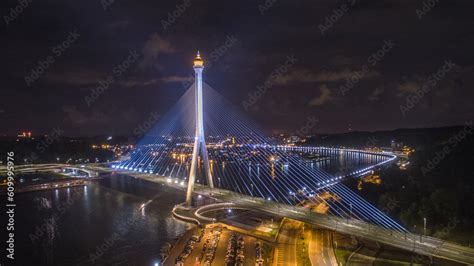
10 150 390 265
11 174 191 266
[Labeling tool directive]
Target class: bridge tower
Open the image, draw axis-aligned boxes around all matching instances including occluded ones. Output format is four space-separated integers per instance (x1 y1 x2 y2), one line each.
186 51 214 206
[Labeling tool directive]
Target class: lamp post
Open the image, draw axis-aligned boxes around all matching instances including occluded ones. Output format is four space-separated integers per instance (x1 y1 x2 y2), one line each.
423 217 426 235
413 224 417 251
423 217 427 242
347 203 353 224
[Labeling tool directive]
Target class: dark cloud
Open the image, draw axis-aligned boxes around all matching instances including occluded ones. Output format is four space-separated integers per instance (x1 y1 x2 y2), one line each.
309 85 333 106
276 69 380 85
368 87 384 101
1 0 473 135
139 33 175 69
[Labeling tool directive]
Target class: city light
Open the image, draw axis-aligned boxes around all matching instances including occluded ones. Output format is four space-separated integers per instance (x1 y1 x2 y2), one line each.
5 5 473 266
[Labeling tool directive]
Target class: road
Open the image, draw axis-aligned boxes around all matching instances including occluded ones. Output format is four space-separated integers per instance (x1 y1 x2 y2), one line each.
15 164 474 265
0 163 66 174
243 235 257 266
309 228 338 266
346 239 379 266
0 163 97 177
189 186 474 265
110 168 474 265
273 219 303 266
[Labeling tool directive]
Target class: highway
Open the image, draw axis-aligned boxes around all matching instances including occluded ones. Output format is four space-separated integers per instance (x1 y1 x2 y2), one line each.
0 163 98 177
12 164 474 265
94 166 474 265
0 163 66 173
189 186 474 265
309 229 338 266
273 219 302 266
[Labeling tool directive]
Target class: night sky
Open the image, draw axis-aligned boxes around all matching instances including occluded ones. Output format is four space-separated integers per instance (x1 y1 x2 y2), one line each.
1 0 473 136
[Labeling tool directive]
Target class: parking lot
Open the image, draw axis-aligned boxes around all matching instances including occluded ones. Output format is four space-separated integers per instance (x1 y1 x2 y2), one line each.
166 225 262 265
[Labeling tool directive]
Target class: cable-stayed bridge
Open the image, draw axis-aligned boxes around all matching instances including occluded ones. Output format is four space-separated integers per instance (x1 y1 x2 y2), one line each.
109 53 474 264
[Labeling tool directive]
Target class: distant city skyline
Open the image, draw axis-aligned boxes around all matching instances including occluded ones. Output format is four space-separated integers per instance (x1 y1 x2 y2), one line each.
3 2 474 266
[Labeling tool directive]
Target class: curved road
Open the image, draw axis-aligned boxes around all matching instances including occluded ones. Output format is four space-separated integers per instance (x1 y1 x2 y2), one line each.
309 229 338 266
13 164 474 265
273 219 303 266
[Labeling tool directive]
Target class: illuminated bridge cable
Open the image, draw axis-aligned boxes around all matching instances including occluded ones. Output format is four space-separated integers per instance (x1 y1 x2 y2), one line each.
119 81 408 233
201 83 406 231
205 92 350 215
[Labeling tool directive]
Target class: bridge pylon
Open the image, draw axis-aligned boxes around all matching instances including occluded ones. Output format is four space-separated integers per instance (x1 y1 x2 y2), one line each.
186 51 214 206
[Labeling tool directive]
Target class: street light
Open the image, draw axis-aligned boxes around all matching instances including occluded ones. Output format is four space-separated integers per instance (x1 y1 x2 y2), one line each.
413 224 417 251
423 217 427 235
423 217 427 243
347 203 353 224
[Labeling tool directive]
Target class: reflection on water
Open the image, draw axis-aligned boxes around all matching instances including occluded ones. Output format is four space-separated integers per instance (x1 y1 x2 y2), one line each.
13 151 390 265
212 148 391 201
315 149 389 175
15 174 191 266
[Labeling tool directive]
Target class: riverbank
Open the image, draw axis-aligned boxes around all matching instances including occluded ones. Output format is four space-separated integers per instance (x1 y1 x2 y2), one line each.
11 173 190 265
0 178 92 194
